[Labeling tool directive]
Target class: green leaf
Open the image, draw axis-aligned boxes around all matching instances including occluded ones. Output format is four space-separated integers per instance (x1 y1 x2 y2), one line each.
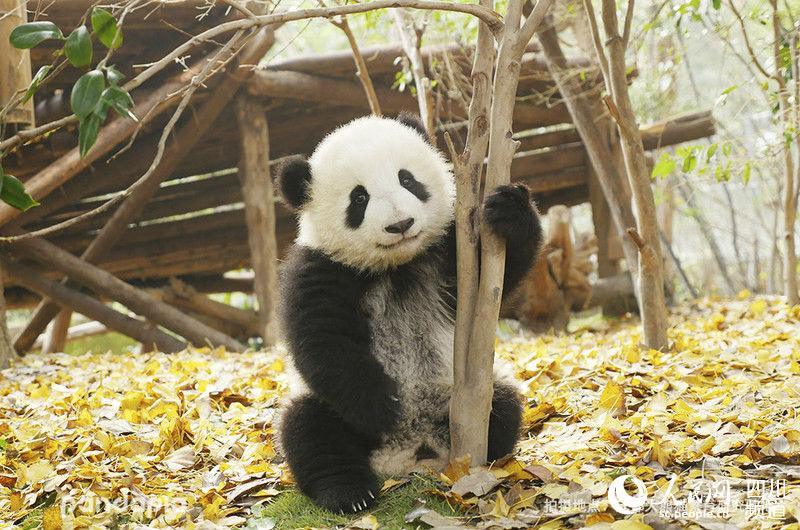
682 153 697 172
9 21 63 49
742 162 751 185
101 86 136 121
65 26 93 67
78 114 102 158
91 7 123 49
712 0 721 9
105 65 125 85
0 173 39 212
652 152 676 179
706 143 717 162
70 69 105 119
22 65 51 104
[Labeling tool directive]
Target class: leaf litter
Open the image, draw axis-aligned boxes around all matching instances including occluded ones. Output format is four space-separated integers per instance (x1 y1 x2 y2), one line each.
0 295 798 529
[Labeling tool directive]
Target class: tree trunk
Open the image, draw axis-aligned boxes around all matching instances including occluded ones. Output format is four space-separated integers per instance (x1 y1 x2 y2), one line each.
676 181 736 294
448 0 494 463
42 311 70 354
236 95 279 345
0 267 17 369
597 0 669 350
451 0 555 464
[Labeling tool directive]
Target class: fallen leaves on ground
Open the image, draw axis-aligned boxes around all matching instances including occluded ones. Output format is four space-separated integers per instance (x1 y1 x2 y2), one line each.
0 296 798 529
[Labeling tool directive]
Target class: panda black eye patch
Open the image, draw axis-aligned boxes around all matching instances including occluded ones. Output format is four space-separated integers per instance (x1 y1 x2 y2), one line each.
398 169 430 202
346 185 370 229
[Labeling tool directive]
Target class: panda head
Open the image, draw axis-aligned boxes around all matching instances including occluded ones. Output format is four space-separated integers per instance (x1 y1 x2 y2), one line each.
277 113 455 271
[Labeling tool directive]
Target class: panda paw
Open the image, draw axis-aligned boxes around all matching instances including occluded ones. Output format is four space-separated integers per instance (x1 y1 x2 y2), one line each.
345 383 401 437
483 184 538 242
315 484 378 514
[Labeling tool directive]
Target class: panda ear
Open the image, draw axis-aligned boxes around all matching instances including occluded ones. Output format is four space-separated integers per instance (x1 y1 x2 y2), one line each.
396 112 431 143
277 155 312 211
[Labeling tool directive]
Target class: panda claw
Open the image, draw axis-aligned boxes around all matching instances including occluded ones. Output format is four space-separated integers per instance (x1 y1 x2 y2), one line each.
390 395 400 402
352 503 358 512
368 491 375 499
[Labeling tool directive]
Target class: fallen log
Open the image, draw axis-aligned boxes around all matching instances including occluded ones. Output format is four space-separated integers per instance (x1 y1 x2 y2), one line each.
587 273 637 317
13 238 245 351
32 321 110 350
1 259 185 353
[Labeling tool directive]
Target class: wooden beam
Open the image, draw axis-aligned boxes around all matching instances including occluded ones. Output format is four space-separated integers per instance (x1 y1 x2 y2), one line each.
159 278 261 337
13 238 245 351
236 95 279 344
2 259 186 353
0 0 34 126
12 28 276 353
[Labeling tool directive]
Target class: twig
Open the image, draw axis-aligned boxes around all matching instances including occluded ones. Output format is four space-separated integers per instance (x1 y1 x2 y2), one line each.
319 0 382 115
393 8 434 135
621 0 635 48
580 0 610 82
727 0 782 85
0 0 502 155
0 30 248 243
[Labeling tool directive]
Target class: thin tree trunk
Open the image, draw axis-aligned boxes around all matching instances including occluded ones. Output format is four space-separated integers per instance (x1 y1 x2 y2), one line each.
677 181 736 294
236 95 279 344
594 0 668 349
452 0 554 464
0 267 17 369
448 0 494 463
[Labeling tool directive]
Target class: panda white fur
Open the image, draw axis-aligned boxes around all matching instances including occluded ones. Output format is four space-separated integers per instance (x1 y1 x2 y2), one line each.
275 113 542 513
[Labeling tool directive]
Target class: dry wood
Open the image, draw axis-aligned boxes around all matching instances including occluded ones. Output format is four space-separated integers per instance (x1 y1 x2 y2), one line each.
449 0 495 464
0 0 34 126
32 321 110 351
13 238 245 351
12 29 276 353
676 182 735 294
537 24 640 278
236 95 279 344
452 0 555 465
596 0 668 350
156 279 260 338
248 70 415 111
393 9 435 136
0 265 16 368
42 312 70 354
587 272 636 316
2 259 186 353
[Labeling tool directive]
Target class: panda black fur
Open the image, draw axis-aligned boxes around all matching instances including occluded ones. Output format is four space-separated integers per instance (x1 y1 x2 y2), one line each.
276 113 543 513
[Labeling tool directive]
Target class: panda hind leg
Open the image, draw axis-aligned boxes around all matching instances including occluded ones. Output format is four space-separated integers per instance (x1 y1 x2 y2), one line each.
280 395 381 513
487 382 524 461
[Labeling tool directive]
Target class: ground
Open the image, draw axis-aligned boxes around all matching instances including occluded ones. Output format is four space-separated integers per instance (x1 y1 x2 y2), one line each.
1 295 799 529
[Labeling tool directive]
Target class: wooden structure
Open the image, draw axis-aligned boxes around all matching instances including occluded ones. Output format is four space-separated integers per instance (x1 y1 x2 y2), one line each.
0 1 715 353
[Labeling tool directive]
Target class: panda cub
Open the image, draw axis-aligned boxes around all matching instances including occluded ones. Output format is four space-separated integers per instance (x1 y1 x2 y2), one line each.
276 113 542 513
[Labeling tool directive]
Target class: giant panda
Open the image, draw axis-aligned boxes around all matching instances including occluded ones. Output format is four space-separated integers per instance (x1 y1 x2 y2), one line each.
275 113 543 513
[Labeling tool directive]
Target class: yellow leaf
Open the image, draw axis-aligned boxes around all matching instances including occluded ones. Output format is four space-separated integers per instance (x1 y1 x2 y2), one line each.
598 381 626 416
586 512 615 525
42 505 62 530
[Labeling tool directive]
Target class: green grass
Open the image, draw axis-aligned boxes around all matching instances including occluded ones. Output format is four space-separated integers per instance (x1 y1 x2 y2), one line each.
246 475 464 530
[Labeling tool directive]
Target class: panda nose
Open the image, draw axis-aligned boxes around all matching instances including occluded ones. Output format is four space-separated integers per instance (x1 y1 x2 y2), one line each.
385 217 415 234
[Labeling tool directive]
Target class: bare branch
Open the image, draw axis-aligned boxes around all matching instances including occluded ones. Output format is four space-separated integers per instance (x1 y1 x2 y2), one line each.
580 0 610 82
393 8 434 135
622 0 635 48
1 0 502 154
727 0 782 85
319 0 383 116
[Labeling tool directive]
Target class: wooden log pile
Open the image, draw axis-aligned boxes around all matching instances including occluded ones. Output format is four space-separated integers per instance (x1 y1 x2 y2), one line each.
1 1 716 354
